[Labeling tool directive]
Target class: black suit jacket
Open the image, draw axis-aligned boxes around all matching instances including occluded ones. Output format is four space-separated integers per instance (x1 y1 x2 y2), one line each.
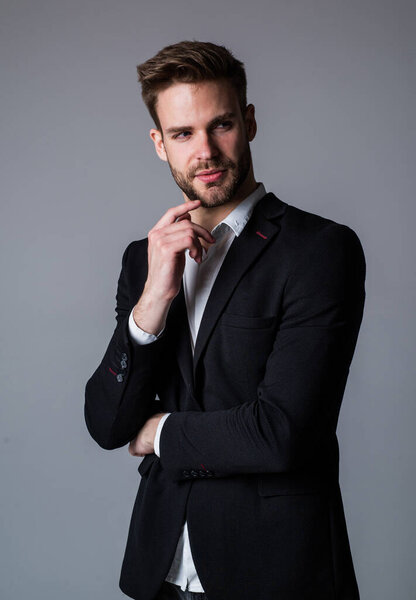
85 192 366 600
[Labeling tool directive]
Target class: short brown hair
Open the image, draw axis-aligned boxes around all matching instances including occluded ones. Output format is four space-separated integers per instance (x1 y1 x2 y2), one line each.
137 40 247 130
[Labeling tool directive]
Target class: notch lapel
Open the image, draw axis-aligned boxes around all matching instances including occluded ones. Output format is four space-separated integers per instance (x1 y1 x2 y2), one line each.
166 283 198 406
193 192 287 378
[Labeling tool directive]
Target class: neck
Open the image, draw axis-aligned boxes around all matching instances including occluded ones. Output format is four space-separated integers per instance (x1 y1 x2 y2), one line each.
188 172 258 234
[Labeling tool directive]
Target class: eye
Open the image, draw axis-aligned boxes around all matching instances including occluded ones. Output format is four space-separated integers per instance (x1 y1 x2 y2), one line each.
173 131 191 140
215 121 233 130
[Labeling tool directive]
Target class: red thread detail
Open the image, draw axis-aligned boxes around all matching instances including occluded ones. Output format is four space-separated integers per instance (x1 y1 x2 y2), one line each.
200 463 206 470
108 367 117 376
256 231 267 239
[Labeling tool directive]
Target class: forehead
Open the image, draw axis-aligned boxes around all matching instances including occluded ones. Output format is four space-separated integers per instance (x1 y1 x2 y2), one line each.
155 79 240 130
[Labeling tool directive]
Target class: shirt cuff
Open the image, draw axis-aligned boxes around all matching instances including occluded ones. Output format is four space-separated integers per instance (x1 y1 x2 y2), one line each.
154 413 171 457
128 309 165 345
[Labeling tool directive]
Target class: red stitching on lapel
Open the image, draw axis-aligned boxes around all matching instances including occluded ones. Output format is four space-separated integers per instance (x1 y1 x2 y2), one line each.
256 231 268 239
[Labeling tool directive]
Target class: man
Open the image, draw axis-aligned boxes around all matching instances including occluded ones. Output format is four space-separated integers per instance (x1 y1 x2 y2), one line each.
85 41 365 600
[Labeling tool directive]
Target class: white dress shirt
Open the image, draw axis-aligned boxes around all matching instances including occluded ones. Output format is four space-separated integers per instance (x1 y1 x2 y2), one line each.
128 183 266 591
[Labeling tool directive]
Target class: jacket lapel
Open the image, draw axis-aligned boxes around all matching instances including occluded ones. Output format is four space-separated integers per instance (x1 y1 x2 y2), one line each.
166 282 199 406
193 192 287 377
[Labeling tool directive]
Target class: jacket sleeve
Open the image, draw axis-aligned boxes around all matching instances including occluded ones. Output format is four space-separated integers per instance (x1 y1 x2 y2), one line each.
159 224 366 480
84 241 166 450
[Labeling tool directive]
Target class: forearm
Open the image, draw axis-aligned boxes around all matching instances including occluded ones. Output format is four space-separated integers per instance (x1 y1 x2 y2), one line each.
132 285 173 337
159 326 352 480
159 224 366 481
85 310 166 450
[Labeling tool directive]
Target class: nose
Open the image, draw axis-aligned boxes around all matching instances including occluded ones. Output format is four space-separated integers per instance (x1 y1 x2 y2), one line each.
195 131 219 161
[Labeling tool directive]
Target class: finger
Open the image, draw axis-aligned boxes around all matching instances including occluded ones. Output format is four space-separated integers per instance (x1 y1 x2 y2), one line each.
129 443 143 457
158 222 214 253
160 230 204 262
175 213 191 223
156 220 215 245
190 222 216 244
153 200 201 230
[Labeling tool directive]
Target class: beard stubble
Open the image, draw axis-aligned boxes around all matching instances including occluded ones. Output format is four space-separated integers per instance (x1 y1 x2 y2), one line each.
167 142 252 209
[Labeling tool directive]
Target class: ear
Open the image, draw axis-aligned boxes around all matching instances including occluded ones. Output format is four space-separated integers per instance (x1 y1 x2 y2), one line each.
150 128 167 162
244 104 257 142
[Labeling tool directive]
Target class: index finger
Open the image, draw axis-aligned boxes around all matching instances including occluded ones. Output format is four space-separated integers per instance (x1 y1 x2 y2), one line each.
153 200 201 230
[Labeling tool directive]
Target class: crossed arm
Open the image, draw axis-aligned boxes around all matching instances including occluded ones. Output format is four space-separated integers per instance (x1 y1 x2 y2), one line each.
85 201 366 481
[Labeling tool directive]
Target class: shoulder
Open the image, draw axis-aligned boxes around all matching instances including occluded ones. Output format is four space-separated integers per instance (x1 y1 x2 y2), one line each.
284 202 359 245
280 204 366 291
263 192 364 265
260 193 365 282
260 191 363 248
289 205 364 267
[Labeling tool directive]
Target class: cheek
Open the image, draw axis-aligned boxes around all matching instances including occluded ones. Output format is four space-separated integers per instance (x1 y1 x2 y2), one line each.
166 147 188 171
224 132 246 159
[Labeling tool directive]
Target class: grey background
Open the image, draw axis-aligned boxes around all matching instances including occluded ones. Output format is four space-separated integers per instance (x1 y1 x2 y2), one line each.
1 0 415 598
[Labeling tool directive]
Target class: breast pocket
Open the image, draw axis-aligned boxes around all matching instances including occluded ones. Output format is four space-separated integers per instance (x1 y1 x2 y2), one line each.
221 313 276 329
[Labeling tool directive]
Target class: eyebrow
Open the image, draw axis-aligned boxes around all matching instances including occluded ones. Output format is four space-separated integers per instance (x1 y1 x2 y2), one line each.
165 112 236 135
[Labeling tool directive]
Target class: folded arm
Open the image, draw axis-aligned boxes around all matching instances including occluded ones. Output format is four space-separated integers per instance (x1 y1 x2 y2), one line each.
158 224 366 480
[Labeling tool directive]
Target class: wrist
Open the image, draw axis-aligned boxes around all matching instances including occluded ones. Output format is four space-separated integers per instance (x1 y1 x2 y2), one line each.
132 290 172 335
142 282 177 304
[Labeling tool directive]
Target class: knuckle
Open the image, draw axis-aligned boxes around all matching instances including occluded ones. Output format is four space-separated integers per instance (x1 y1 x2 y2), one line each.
155 236 164 249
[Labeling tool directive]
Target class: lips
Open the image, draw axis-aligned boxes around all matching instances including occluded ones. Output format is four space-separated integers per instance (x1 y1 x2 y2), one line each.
195 170 225 183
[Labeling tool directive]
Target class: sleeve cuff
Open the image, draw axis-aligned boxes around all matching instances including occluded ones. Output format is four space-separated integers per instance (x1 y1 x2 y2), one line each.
154 413 171 457
128 309 165 345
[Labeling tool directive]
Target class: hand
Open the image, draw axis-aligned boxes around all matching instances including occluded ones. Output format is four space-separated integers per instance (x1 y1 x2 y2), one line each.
132 200 215 335
128 412 167 457
145 199 215 301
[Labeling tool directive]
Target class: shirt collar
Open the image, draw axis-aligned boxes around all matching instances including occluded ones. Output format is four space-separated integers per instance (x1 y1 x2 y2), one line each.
211 183 266 238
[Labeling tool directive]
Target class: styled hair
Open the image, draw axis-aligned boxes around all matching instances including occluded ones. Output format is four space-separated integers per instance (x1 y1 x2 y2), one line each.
137 40 247 130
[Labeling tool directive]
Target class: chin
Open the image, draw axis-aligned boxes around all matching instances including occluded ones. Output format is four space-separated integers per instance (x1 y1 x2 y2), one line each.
197 189 232 208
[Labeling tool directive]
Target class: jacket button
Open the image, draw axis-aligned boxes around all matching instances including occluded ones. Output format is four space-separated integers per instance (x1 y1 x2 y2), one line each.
116 373 124 383
121 353 128 361
190 470 198 478
183 470 190 478
121 359 127 369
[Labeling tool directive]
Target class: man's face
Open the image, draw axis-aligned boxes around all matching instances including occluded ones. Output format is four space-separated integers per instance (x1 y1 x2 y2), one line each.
150 79 256 208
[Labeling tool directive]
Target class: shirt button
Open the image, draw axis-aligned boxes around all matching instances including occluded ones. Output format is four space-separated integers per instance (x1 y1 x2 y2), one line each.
116 374 124 383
